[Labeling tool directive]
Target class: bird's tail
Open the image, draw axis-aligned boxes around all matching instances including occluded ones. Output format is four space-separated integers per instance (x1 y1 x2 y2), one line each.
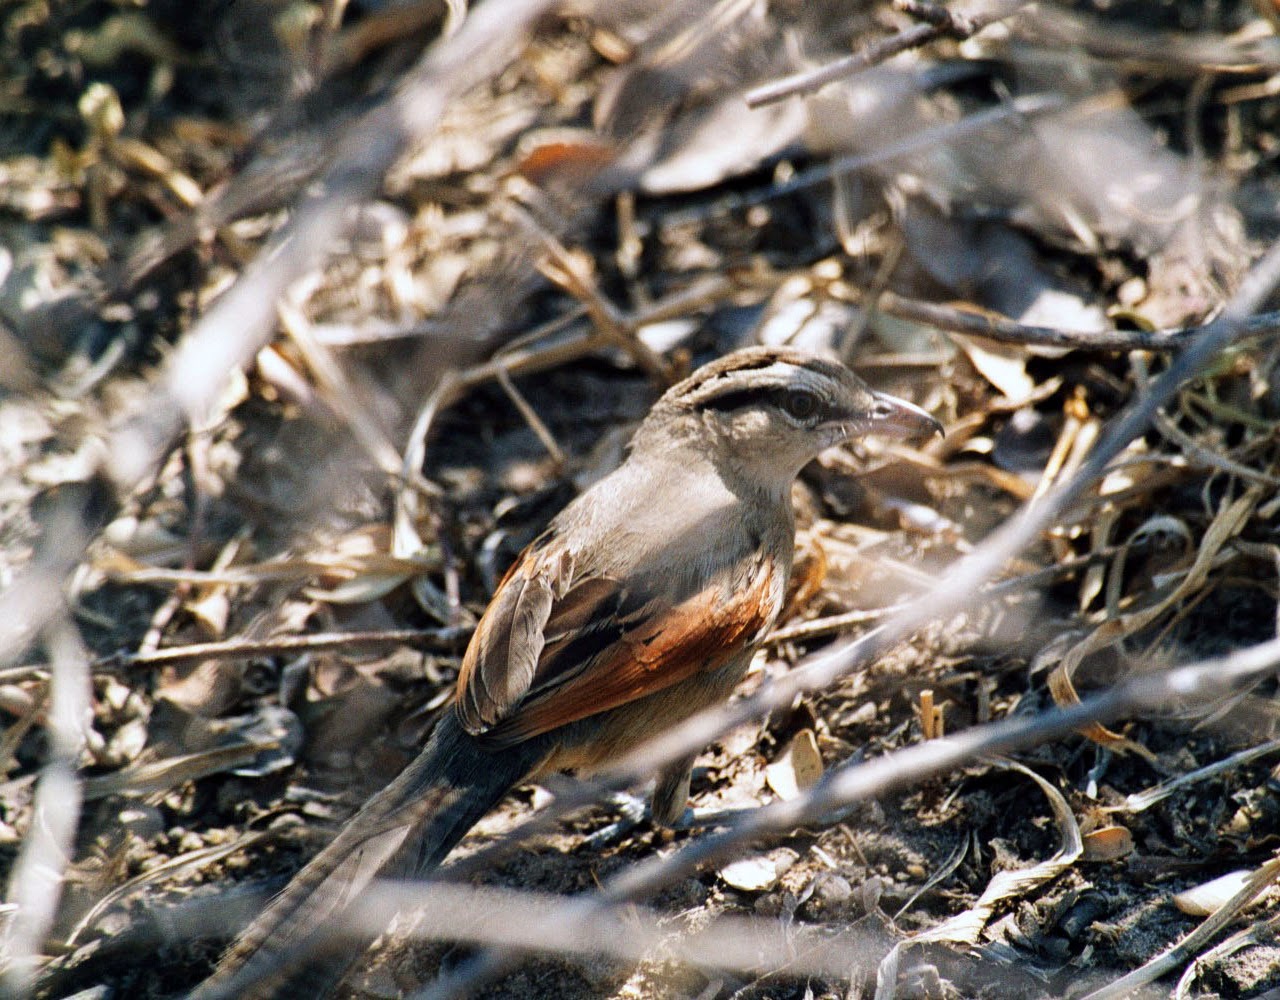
187 710 548 1000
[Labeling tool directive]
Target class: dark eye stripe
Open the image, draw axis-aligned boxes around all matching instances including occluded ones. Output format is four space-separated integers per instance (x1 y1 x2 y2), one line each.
698 386 830 422
697 387 777 413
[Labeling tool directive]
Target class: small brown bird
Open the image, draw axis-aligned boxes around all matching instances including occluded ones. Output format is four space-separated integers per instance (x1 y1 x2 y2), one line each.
191 345 941 998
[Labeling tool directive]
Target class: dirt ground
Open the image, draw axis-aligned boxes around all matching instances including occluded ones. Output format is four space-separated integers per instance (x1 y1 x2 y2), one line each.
3 1 1280 998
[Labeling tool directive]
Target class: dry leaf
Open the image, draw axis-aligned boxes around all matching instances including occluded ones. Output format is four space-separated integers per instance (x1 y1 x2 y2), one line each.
765 728 823 801
1082 825 1134 861
100 515 186 559
186 589 230 637
953 334 1035 403
720 848 798 892
303 524 427 604
720 856 779 892
1050 485 1262 759
1173 870 1253 916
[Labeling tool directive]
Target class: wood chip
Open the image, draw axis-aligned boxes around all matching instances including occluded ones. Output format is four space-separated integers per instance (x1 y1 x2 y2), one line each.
720 856 780 892
764 728 823 801
1082 825 1133 861
1173 870 1253 916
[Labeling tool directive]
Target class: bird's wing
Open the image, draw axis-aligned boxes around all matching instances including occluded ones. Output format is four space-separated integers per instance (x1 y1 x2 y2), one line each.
455 533 780 746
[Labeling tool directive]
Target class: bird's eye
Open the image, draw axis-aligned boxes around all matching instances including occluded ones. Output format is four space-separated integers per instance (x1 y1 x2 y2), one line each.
781 389 819 422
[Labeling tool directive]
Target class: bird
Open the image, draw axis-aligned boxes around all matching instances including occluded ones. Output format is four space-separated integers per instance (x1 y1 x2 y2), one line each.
189 345 942 999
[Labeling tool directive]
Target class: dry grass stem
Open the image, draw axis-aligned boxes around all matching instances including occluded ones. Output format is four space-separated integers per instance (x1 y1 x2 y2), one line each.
1080 853 1280 1000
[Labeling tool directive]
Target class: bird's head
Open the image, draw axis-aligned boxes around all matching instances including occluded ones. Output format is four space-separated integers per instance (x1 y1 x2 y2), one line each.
637 346 942 496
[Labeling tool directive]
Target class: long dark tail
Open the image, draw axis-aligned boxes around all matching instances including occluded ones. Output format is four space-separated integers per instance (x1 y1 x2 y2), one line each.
187 712 548 1000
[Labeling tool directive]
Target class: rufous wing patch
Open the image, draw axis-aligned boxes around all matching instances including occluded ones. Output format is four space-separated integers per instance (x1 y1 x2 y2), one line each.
478 553 780 745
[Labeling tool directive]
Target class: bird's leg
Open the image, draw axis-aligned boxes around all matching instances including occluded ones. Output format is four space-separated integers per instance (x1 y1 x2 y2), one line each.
650 753 697 828
578 754 698 849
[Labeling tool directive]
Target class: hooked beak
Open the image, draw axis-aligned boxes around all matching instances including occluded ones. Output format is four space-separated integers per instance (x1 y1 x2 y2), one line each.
865 391 944 441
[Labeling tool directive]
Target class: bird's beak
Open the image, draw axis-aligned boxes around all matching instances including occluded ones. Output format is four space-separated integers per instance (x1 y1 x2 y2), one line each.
866 391 944 441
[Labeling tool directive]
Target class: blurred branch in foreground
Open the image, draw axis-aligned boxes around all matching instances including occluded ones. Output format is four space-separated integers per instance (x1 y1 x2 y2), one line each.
414 237 1280 996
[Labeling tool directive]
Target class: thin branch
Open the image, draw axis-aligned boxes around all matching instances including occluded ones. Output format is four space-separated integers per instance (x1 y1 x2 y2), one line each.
870 291 1280 353
494 365 567 467
277 298 405 477
662 94 1065 232
1114 736 1280 814
0 0 555 669
106 0 554 491
1174 909 1280 1000
223 880 887 983
506 199 675 383
416 236 1280 996
1152 408 1280 487
455 275 1280 881
0 619 91 994
1080 851 1280 1000
770 539 1170 647
767 605 905 644
745 0 1033 108
625 641 1280 891
107 627 467 670
424 634 1280 999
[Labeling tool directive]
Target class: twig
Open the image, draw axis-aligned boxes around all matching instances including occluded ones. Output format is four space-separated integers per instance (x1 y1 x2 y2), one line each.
81 741 282 800
1113 736 1280 814
494 365 566 467
981 539 1160 597
145 877 895 986
109 627 468 670
663 94 1065 232
1173 909 1280 1000
391 323 616 615
612 642 1280 895
767 605 906 644
0 481 105 667
892 830 970 921
66 832 275 948
506 199 675 383
745 0 1034 108
0 0 556 670
894 0 983 33
106 0 554 491
0 684 47 778
426 634 1280 999
278 298 405 477
869 291 1280 354
313 880 888 982
106 560 425 587
1008 5 1280 76
0 619 91 994
1080 851 1280 1000
1152 408 1280 487
413 236 1280 997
